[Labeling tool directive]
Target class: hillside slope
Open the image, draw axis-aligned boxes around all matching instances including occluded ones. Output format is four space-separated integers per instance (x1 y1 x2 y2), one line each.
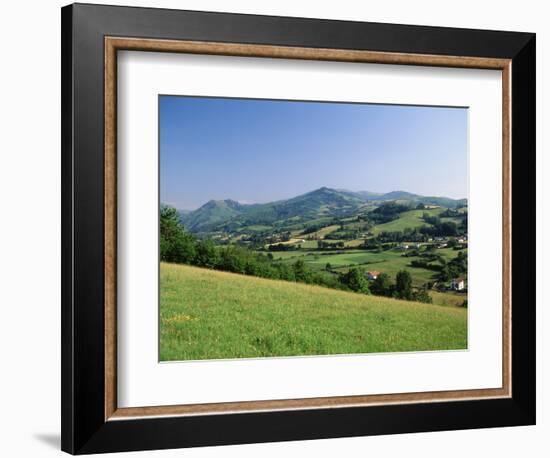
370 208 440 235
160 263 467 361
180 199 245 231
178 187 466 233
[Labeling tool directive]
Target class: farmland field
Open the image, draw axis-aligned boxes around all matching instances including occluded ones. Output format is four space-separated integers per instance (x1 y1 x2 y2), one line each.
273 247 467 290
306 224 340 239
261 243 468 297
370 208 442 235
160 263 468 361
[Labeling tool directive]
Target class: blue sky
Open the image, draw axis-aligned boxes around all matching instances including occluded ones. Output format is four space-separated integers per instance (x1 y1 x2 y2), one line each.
160 95 467 210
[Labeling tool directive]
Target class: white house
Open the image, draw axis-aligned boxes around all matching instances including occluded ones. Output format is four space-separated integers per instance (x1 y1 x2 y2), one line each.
450 277 465 291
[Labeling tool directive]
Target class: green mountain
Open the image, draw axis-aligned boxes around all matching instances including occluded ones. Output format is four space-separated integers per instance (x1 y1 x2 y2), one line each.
354 190 383 199
379 190 419 201
181 199 245 232
357 190 466 208
178 187 466 234
264 187 366 219
417 196 468 208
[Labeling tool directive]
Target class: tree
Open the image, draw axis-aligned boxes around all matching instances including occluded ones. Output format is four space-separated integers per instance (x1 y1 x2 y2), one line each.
412 288 433 303
341 268 370 294
293 259 308 282
218 245 247 274
159 205 196 263
195 239 219 268
440 221 458 236
370 272 392 296
276 263 295 282
394 270 413 300
439 265 451 282
325 262 332 272
439 251 467 282
416 202 426 210
447 238 458 248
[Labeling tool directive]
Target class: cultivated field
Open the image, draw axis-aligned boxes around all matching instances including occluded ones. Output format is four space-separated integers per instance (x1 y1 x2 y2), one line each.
370 208 442 235
265 246 466 302
160 263 468 361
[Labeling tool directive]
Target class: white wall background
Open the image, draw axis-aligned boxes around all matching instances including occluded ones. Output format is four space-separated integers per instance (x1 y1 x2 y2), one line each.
0 1 545 456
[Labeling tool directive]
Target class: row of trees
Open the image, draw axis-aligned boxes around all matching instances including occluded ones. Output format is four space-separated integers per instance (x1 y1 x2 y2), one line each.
439 250 467 281
421 213 465 236
317 240 346 249
267 243 299 252
162 206 348 290
409 250 468 283
370 271 432 303
338 269 431 303
368 222 466 245
369 202 411 224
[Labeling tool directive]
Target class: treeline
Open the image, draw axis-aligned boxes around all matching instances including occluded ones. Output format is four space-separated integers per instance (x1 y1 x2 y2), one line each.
422 213 465 236
317 240 346 249
267 243 299 252
370 271 432 303
368 222 465 245
369 202 411 224
439 250 467 281
161 206 432 303
409 249 467 283
162 206 346 290
325 228 362 240
439 208 467 218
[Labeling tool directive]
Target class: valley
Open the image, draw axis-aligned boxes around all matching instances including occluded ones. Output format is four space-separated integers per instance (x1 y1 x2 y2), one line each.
174 187 468 306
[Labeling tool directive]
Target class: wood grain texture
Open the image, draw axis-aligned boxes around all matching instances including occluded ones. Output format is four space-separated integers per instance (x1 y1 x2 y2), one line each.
109 387 510 420
104 37 512 420
106 37 510 69
104 39 117 420
502 62 512 398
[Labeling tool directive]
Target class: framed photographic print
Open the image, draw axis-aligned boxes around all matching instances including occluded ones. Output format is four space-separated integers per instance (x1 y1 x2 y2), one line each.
61 3 536 454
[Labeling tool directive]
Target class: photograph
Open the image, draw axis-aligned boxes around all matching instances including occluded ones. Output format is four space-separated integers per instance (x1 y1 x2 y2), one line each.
159 95 469 362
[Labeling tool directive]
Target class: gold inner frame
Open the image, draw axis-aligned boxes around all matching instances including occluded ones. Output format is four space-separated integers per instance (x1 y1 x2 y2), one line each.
104 37 512 421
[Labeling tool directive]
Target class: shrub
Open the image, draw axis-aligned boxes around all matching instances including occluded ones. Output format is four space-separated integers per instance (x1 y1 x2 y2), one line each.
341 268 370 294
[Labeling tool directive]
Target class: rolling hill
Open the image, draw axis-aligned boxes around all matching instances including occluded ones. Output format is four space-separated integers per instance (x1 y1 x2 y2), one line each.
358 190 467 208
180 199 245 232
177 187 466 234
160 263 468 361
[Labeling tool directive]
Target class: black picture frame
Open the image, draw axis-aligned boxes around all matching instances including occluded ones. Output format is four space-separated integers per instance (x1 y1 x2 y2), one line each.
61 3 536 454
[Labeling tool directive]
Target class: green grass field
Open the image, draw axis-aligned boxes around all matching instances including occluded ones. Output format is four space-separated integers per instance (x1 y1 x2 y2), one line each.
160 263 467 361
267 246 466 293
278 248 454 285
262 245 467 309
370 208 442 235
306 224 340 239
429 290 467 307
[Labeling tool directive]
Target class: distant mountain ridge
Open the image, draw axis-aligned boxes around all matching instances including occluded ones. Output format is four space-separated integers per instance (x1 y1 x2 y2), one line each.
357 190 466 209
176 187 466 233
180 199 246 232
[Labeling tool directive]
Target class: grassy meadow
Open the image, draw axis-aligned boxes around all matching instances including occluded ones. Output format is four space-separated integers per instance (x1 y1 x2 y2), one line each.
160 262 468 361
370 208 442 235
262 245 465 299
